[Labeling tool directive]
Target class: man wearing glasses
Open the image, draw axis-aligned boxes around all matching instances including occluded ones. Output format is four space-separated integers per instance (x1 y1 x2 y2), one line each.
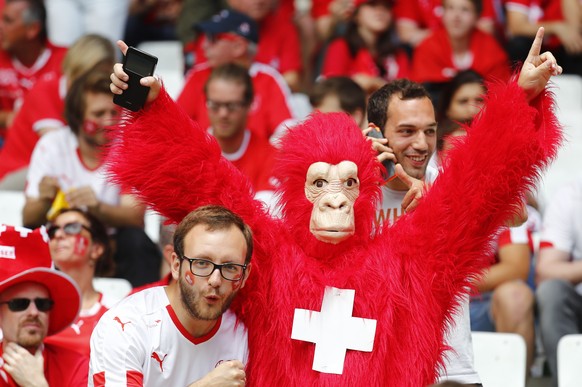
0 224 89 386
89 205 252 386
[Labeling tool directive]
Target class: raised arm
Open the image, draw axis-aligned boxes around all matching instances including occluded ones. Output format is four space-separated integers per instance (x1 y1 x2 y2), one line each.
385 28 563 298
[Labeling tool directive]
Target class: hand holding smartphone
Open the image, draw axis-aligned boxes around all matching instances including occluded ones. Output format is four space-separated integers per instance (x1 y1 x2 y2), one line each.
366 123 395 181
113 46 158 112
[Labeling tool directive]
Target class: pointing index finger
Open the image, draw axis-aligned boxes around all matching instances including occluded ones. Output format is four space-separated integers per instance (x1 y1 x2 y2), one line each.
526 27 544 62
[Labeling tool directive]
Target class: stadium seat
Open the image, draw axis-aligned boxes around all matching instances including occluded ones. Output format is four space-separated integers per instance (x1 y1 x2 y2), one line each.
471 332 526 387
557 334 582 387
552 74 582 111
93 277 132 305
0 189 25 226
144 208 161 244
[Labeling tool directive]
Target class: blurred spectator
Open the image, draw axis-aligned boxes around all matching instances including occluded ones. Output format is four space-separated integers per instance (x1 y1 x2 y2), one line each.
44 0 129 48
205 63 277 194
0 34 115 190
0 224 88 386
176 0 225 47
504 0 582 76
536 177 582 387
0 0 66 142
177 9 295 146
394 0 497 48
21 71 161 287
320 0 410 94
309 76 367 128
412 0 510 98
43 208 115 356
124 0 182 48
312 0 357 42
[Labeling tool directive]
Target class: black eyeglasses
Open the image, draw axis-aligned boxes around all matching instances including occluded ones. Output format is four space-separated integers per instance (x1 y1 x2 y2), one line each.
47 222 91 239
180 256 247 281
0 298 54 312
205 99 248 113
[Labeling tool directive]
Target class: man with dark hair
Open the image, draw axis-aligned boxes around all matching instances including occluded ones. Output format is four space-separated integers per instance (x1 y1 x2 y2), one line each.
369 78 482 385
90 205 252 386
0 224 89 386
310 76 367 128
0 0 67 134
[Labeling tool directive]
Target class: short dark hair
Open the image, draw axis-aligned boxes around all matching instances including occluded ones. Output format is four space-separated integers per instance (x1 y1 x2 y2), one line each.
51 208 115 277
367 78 431 129
436 69 485 124
204 63 254 106
9 0 47 41
64 70 112 135
173 205 253 264
309 77 367 115
443 0 482 16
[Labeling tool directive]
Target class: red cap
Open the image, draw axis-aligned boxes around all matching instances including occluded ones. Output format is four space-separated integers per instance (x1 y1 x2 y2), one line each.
0 224 80 336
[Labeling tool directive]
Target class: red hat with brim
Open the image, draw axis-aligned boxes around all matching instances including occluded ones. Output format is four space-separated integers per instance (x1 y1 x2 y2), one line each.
0 225 80 336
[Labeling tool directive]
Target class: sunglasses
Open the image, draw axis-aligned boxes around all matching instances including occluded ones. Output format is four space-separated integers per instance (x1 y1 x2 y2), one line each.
0 298 54 312
47 222 91 239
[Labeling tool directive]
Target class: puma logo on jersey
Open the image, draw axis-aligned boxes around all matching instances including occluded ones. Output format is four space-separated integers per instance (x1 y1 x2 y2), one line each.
151 352 168 372
71 319 84 334
113 316 132 331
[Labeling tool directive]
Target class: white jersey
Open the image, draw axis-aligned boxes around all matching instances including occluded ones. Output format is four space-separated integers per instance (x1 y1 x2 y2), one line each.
89 287 248 386
377 168 480 384
25 128 121 206
540 178 582 294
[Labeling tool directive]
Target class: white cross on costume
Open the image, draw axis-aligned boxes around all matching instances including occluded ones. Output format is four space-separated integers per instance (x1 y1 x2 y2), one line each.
291 286 377 374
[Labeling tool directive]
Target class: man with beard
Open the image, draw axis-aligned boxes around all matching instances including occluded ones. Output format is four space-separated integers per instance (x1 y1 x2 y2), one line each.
89 205 252 386
0 224 88 386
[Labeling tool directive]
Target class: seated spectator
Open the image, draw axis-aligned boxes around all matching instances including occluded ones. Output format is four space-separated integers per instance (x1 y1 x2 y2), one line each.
536 177 582 387
0 34 115 190
0 0 67 142
44 0 129 47
411 0 510 96
89 205 251 386
0 224 89 385
504 0 582 76
43 208 115 356
320 0 410 94
309 76 367 128
124 0 182 48
177 9 295 145
394 0 497 48
21 70 161 288
205 63 277 195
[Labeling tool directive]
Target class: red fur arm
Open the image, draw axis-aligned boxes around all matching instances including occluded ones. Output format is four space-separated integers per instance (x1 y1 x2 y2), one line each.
385 80 562 307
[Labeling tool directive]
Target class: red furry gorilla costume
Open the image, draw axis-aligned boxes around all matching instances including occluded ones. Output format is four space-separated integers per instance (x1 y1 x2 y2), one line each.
106 79 561 385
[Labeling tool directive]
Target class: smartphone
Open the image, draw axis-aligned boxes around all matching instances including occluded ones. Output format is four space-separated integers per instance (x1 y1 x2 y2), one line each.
113 46 158 112
366 124 395 181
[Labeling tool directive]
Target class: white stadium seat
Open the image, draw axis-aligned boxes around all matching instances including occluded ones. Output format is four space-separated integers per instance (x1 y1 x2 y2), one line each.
471 332 526 387
0 190 25 226
557 334 582 387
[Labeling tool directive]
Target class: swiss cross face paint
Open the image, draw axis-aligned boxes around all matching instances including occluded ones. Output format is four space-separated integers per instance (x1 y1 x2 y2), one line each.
82 120 100 135
73 235 89 256
185 271 195 285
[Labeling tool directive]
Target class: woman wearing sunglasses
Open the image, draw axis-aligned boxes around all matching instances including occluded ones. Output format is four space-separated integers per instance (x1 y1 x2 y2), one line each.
43 208 115 356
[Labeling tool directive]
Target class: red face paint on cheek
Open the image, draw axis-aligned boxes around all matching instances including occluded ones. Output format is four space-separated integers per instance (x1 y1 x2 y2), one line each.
185 272 195 285
73 235 89 256
231 278 242 291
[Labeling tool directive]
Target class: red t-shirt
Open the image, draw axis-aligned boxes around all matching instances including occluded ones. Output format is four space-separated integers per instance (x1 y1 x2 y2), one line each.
44 294 109 357
0 76 66 179
222 129 277 192
0 342 89 387
0 44 67 112
130 273 173 295
177 62 294 141
254 9 303 75
394 0 495 30
503 0 563 21
321 38 410 81
412 28 510 83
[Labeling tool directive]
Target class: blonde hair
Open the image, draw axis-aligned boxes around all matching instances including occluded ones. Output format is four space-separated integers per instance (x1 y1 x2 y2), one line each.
62 34 116 83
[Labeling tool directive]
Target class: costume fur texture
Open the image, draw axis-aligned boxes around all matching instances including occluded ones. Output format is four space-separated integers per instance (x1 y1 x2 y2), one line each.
106 79 561 386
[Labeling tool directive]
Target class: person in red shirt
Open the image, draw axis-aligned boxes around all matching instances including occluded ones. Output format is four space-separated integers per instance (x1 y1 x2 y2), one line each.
321 0 410 94
43 208 115 357
0 0 66 139
177 9 295 145
0 34 115 190
0 224 89 386
504 0 582 76
394 0 497 47
412 0 510 93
